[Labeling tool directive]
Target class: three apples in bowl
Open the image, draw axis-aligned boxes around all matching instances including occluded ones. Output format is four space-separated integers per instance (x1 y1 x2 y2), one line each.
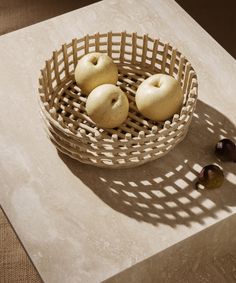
74 52 184 128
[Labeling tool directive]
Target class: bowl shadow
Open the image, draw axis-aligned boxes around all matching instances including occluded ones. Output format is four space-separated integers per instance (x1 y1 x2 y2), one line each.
58 100 236 228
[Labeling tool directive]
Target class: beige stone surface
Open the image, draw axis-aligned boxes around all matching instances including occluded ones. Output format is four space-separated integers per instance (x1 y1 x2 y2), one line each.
104 214 236 283
0 0 235 282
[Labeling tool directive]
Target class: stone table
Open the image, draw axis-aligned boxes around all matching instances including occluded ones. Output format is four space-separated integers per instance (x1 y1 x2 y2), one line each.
0 0 236 282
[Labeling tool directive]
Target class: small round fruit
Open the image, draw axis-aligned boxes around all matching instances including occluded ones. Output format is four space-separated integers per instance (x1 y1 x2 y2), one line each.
86 84 129 128
74 52 118 95
195 164 224 189
215 138 236 162
135 74 184 121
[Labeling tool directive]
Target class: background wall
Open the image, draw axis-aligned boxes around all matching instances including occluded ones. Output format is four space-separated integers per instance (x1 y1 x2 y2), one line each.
176 0 236 58
0 0 98 34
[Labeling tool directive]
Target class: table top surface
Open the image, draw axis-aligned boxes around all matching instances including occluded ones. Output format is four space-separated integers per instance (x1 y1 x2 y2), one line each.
0 0 236 282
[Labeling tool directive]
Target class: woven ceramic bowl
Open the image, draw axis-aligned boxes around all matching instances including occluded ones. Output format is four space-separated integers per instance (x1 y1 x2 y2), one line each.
38 31 198 168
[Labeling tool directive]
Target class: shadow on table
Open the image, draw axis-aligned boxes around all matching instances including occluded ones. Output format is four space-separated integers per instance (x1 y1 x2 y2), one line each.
58 100 236 228
103 214 236 283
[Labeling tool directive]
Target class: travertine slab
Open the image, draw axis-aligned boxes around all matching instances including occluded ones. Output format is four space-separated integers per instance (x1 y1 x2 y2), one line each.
105 215 236 283
0 0 235 282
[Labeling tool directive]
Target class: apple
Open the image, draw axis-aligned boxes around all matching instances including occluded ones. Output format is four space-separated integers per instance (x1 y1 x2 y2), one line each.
86 84 129 128
135 74 184 121
74 52 118 95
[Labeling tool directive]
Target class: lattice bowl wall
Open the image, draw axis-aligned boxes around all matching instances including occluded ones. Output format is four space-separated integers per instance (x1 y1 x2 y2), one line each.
38 32 198 168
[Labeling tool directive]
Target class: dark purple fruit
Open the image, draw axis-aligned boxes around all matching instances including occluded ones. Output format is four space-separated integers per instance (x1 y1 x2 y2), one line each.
215 138 236 162
196 164 224 189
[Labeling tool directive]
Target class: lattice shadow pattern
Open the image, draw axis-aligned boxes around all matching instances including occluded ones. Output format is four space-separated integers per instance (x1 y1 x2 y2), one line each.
59 100 236 227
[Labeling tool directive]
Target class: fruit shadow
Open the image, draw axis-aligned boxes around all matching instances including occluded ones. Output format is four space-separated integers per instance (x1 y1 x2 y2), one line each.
58 100 236 228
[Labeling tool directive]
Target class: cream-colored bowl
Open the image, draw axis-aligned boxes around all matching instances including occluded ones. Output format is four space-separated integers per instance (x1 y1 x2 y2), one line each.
38 31 198 168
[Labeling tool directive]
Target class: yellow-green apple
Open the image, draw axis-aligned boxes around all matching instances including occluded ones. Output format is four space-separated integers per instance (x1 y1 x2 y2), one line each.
86 84 129 128
74 52 118 95
135 74 184 121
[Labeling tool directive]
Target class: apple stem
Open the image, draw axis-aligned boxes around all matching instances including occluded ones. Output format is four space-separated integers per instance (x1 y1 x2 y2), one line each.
91 57 98 65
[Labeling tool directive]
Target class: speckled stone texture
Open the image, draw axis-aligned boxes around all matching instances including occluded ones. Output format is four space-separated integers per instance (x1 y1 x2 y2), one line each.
104 214 236 283
0 0 235 282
